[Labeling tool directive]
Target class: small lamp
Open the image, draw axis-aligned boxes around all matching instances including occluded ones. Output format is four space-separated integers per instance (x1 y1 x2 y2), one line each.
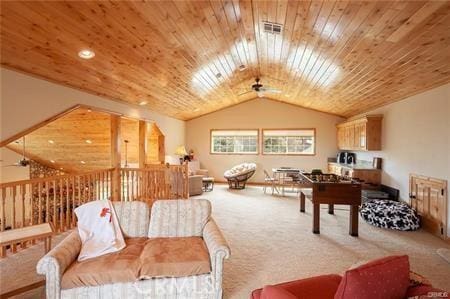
175 145 188 164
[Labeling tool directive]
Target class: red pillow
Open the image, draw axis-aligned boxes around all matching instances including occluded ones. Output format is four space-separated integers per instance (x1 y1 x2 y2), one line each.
261 285 298 299
334 255 410 299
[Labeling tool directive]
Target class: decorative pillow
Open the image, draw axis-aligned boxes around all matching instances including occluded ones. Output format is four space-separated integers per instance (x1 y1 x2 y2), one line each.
334 255 410 299
261 285 298 299
75 200 126 261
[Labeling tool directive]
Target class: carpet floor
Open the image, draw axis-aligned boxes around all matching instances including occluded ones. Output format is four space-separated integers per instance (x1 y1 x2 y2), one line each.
1 184 449 298
192 184 450 298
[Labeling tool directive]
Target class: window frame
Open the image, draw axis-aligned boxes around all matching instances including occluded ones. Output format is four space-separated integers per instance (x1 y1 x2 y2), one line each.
261 128 316 156
210 129 259 155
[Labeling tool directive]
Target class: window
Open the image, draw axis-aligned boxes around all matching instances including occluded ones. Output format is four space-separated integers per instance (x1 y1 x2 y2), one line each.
263 129 315 155
211 130 258 154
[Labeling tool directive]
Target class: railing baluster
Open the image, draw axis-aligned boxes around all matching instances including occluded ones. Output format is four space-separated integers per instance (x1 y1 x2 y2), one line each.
71 176 75 228
45 182 50 223
53 180 57 231
38 182 42 224
1 188 5 231
66 178 70 230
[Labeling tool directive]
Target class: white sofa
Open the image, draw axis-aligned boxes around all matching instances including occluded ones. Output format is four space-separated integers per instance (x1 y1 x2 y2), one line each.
37 199 230 299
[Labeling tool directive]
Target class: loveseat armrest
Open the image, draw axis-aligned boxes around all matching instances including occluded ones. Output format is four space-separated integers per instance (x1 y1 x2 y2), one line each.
196 169 209 177
36 231 82 299
203 218 230 298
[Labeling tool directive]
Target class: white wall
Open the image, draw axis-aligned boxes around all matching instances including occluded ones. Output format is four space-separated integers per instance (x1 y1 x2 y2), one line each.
186 98 344 182
0 148 30 183
0 67 185 165
349 84 450 236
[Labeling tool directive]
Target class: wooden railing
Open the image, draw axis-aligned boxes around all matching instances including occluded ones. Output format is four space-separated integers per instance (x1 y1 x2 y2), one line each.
0 164 188 255
0 169 113 235
121 164 189 202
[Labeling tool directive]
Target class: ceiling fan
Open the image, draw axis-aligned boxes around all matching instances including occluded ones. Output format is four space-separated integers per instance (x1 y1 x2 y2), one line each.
238 78 282 97
2 137 31 167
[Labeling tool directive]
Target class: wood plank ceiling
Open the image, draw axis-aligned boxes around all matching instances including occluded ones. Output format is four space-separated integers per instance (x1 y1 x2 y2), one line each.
6 108 162 173
1 1 450 120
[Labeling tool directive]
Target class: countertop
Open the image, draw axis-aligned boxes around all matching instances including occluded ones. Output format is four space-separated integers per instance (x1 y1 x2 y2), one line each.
328 162 381 171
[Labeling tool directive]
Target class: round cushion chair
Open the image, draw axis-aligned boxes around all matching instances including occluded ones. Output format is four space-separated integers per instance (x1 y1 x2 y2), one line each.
224 163 256 189
360 199 420 231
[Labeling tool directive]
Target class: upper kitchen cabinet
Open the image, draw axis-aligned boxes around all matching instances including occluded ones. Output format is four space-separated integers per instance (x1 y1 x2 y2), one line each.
337 115 383 151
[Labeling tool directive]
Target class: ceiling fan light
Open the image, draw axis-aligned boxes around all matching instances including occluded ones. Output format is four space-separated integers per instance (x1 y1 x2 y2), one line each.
48 140 54 144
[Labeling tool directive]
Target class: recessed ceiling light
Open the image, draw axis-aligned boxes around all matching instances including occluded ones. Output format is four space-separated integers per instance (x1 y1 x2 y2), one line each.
85 139 92 144
215 73 222 78
80 161 86 164
50 160 55 163
239 64 246 71
193 108 200 112
60 167 64 170
87 109 92 112
78 49 95 59
139 101 148 106
48 140 54 144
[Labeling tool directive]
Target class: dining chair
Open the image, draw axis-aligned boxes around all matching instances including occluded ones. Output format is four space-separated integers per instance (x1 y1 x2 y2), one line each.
263 170 278 194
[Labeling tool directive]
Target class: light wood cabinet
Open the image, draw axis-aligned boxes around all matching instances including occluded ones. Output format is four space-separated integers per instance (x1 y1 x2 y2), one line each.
337 115 382 151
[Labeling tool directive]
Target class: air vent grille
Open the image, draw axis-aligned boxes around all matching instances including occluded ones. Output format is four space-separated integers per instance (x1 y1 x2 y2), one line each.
263 22 283 34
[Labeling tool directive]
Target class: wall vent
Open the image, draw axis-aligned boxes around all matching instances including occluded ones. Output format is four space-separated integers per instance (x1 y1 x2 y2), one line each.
263 22 283 34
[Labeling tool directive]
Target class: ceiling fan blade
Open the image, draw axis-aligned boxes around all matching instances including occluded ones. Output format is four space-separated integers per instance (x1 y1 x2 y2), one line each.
237 90 253 96
260 87 281 93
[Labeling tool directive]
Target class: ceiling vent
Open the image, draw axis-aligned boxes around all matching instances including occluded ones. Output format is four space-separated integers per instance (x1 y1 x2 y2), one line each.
263 22 283 34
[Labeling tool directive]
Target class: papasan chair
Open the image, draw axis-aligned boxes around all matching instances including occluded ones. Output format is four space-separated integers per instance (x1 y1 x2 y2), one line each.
224 163 256 189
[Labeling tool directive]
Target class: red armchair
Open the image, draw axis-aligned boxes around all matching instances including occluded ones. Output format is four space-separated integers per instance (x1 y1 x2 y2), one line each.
250 256 447 299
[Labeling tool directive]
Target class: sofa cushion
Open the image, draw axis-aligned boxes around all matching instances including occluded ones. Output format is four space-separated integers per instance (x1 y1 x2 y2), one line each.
139 237 211 278
334 255 410 299
260 285 297 299
61 237 147 289
148 199 211 237
113 201 150 238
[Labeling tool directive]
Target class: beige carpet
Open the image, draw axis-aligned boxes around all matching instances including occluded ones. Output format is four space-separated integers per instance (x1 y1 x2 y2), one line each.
192 184 450 298
2 184 449 298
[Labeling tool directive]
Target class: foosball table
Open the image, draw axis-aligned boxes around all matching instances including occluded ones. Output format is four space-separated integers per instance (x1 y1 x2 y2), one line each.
298 173 361 236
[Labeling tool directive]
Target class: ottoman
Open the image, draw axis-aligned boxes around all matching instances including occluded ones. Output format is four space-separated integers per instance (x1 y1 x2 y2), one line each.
360 199 420 231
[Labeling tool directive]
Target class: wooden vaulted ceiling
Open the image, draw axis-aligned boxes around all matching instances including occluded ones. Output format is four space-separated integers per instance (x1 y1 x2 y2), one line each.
6 107 164 173
1 1 450 120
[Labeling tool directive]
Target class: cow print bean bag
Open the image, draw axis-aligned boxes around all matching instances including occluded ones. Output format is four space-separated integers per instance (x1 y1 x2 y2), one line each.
360 199 420 231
